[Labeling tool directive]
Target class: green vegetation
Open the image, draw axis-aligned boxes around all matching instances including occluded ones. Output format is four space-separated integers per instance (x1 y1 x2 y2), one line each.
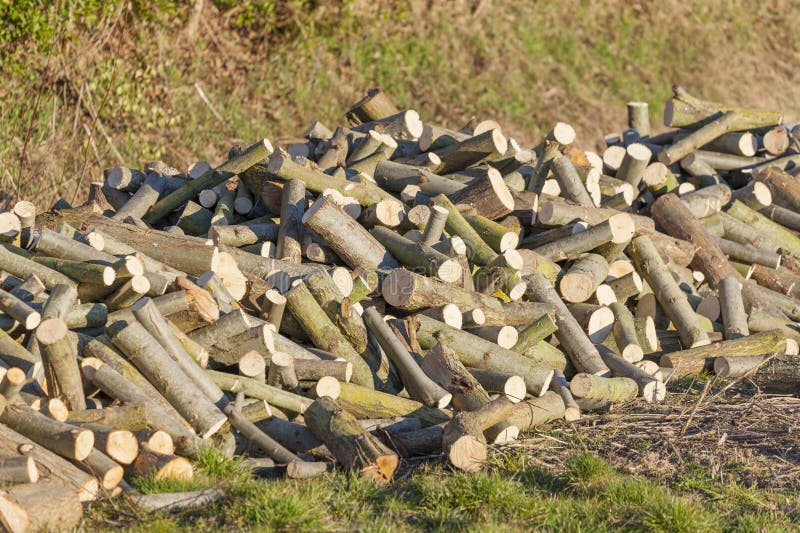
1 0 798 204
86 447 798 532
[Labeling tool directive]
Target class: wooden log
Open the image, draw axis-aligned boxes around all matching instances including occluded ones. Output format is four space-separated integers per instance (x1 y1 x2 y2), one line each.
531 213 634 262
663 85 781 130
0 481 82 532
727 200 800 258
66 404 149 430
629 235 710 348
753 165 800 212
447 168 515 220
413 315 559 394
659 111 740 165
610 302 644 362
382 267 502 313
660 329 795 377
714 237 781 269
510 314 557 357
0 289 39 330
208 369 312 415
552 155 595 207
131 298 228 408
419 342 492 412
442 395 520 472
337 381 451 426
364 307 451 408
285 282 373 388
0 403 92 461
302 195 398 271
464 213 519 252
569 373 638 403
596 345 665 402
129 444 193 481
431 194 498 266
0 368 25 404
0 245 76 290
371 226 461 282
36 318 85 410
616 143 651 188
108 321 226 438
275 179 304 263
551 369 580 421
129 487 226 513
760 204 800 233
524 273 609 375
0 457 37 484
679 183 731 218
559 254 608 303
713 354 799 395
433 128 507 174
208 223 279 247
305 397 398 483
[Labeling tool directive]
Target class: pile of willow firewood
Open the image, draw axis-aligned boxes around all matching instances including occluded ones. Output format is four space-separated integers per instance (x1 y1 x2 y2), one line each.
0 85 797 530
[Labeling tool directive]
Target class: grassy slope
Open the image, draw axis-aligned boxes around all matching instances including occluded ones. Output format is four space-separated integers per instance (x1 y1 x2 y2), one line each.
1 0 799 205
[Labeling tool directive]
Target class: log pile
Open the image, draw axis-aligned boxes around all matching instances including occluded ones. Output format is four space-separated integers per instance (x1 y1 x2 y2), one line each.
0 85 798 526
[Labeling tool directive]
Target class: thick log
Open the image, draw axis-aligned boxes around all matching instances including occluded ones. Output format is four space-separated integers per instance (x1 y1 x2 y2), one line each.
302 195 398 271
442 395 520 472
364 307 451 408
596 345 665 402
524 273 609 375
284 282 373 388
447 168 515 220
305 397 398 483
36 318 85 410
551 369 580 421
559 254 608 303
413 315 559 394
382 268 502 313
663 85 781 130
371 226 461 282
433 129 507 174
108 321 226 438
569 374 638 403
0 481 82 533
660 329 795 377
129 444 193 481
610 302 644 362
630 235 710 348
129 488 226 513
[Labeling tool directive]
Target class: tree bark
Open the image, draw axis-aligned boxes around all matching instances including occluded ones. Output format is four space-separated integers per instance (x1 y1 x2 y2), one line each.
660 329 794 377
629 235 711 348
524 272 610 375
305 397 398 483
285 282 374 388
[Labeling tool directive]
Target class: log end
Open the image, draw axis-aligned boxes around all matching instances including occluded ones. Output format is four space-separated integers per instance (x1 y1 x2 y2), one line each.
447 435 487 473
107 430 140 465
641 381 667 403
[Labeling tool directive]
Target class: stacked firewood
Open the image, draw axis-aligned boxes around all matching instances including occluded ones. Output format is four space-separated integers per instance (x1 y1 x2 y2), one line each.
0 85 797 529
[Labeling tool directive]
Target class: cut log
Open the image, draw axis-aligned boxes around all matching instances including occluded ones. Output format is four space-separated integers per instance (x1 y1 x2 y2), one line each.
0 481 82 533
304 397 398 483
660 329 795 377
551 369 580 421
629 235 710 348
284 282 373 388
364 307 451 408
524 273 610 375
442 395 520 472
107 321 226 438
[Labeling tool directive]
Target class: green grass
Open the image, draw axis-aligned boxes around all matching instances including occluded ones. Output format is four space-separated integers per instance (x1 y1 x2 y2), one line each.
85 448 798 532
2 0 799 205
